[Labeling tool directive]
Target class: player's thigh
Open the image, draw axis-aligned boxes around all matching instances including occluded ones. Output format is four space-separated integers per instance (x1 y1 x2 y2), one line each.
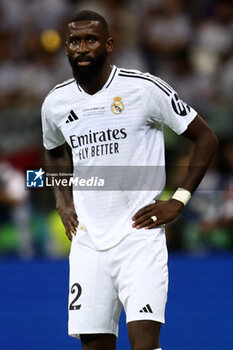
68 238 122 339
80 333 116 350
127 320 161 350
115 229 168 326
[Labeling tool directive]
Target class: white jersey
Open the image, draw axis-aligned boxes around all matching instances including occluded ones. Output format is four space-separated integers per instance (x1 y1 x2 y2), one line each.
41 66 197 250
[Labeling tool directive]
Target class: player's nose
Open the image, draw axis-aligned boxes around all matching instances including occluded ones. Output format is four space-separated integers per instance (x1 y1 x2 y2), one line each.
78 40 89 54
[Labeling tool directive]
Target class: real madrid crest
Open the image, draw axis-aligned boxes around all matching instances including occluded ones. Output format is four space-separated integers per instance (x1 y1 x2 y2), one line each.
111 96 124 114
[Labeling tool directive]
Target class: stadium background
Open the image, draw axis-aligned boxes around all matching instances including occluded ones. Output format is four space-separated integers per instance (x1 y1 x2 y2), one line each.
0 0 232 348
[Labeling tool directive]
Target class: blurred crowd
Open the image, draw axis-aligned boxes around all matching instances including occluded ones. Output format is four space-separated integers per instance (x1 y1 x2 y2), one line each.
0 0 232 258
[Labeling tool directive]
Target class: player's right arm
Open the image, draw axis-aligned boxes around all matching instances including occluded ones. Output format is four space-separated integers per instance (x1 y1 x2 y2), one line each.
45 144 78 241
41 94 78 241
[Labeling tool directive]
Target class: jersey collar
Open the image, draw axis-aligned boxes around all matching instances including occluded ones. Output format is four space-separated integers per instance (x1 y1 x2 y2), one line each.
76 65 118 94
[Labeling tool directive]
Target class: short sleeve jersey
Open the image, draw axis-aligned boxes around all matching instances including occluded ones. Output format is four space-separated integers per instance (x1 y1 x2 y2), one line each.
41 66 197 250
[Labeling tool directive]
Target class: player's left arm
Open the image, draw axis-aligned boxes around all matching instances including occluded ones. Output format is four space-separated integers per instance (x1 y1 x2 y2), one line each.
132 114 218 229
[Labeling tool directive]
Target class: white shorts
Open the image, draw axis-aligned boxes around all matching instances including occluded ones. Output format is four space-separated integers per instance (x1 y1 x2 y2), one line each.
68 228 168 338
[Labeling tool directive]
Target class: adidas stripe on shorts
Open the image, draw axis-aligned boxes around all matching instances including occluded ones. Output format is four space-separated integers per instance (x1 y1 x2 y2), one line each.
68 228 168 338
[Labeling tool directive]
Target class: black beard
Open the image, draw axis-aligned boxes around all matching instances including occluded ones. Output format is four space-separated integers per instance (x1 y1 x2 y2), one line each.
68 51 108 86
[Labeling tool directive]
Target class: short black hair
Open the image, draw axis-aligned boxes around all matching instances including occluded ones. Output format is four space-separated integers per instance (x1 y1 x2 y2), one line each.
70 10 109 35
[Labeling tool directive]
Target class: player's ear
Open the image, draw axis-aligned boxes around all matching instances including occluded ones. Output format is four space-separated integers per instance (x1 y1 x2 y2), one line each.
106 37 114 53
65 41 68 56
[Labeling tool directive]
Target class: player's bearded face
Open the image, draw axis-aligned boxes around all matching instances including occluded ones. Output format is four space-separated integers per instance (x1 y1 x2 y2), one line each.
68 49 108 84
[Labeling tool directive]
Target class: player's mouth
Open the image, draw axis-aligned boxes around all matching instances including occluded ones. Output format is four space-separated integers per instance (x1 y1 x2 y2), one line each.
77 61 91 66
76 57 93 66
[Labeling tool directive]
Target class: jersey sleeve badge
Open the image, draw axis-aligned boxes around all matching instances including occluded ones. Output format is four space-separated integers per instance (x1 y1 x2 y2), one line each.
171 93 191 116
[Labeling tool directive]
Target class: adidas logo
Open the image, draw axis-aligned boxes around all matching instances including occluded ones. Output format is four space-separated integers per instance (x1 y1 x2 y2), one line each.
139 304 153 313
66 110 79 123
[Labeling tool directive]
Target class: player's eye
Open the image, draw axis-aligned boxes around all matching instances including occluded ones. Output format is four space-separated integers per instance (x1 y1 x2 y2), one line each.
88 37 97 43
70 37 79 44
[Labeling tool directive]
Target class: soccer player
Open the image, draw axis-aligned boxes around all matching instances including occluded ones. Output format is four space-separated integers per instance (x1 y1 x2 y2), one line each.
41 10 218 350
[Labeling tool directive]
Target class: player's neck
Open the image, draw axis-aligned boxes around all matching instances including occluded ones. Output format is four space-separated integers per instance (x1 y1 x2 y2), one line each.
78 60 112 95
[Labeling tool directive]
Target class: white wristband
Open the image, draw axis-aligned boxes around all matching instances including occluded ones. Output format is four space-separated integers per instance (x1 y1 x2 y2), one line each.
172 188 191 206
